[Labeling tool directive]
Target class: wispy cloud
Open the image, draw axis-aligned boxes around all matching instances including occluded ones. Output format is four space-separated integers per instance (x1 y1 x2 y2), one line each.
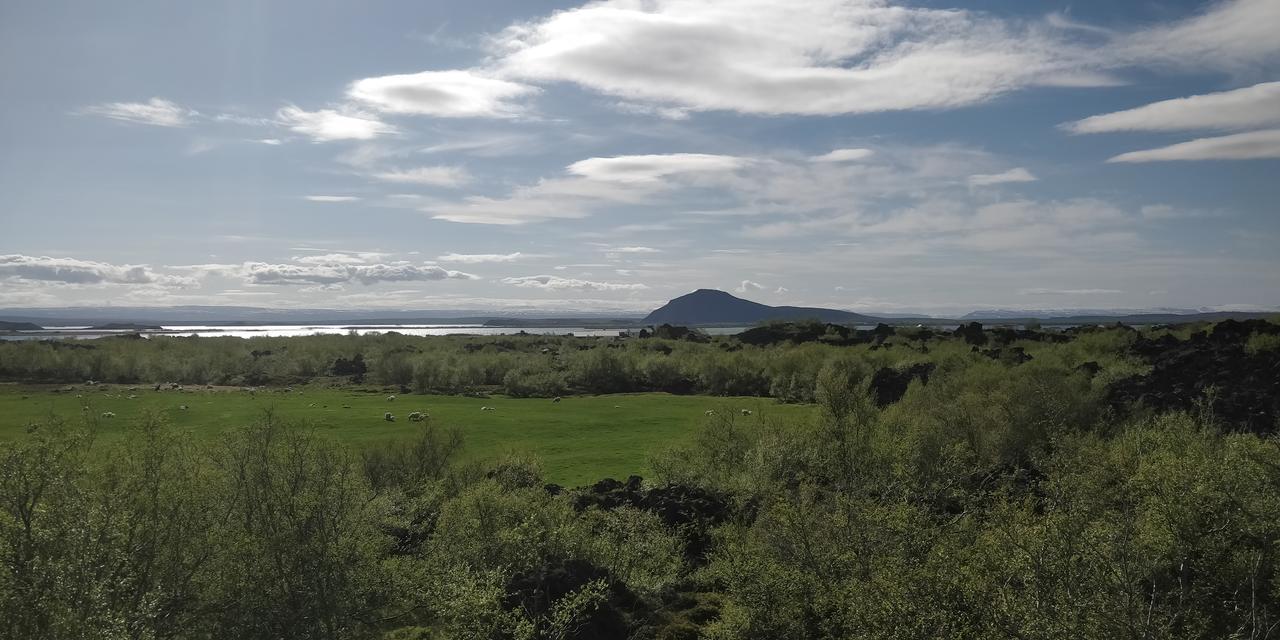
1108 129 1280 163
304 195 361 202
372 166 473 187
809 148 875 163
567 154 745 182
968 167 1037 187
347 69 537 118
500 275 648 291
1066 81 1280 134
79 98 196 127
437 252 545 264
276 105 395 142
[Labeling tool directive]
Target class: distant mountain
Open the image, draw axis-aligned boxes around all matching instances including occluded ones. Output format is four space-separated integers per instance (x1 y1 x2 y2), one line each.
0 320 42 331
962 307 1207 320
643 289 880 325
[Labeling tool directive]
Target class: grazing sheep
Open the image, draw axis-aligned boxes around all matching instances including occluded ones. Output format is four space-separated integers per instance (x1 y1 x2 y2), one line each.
387 395 396 402
384 412 395 422
614 405 622 409
408 411 426 422
179 405 189 411
704 410 716 416
101 411 115 418
481 406 495 411
552 397 561 403
740 409 753 416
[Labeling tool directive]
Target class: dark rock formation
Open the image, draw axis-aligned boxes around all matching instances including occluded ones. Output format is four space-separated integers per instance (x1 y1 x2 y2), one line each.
869 362 936 406
1108 320 1280 433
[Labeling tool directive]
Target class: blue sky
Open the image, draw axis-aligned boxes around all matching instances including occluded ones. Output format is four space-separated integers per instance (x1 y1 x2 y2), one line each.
1 0 1277 315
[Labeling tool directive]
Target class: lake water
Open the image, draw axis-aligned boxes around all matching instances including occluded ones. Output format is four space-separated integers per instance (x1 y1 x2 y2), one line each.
1 324 752 340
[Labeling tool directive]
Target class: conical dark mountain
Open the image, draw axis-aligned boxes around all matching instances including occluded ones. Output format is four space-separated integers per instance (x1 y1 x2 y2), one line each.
643 289 879 325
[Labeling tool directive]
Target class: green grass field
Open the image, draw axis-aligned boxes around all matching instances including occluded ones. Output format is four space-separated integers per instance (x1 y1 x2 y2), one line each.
0 384 814 486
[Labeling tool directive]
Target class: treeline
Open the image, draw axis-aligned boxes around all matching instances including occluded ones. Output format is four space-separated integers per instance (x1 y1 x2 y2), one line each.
0 322 1151 403
4 353 1280 638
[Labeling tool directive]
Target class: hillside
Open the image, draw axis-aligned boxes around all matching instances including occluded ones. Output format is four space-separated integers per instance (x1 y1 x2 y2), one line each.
0 320 42 331
643 289 879 325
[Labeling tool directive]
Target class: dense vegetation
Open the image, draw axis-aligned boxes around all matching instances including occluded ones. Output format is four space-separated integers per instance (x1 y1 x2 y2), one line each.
0 320 1153 403
2 318 1279 639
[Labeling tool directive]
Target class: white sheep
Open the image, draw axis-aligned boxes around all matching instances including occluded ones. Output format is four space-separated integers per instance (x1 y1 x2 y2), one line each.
179 405 189 411
101 411 115 418
384 412 395 422
704 410 716 416
408 411 426 422
387 395 396 402
481 406 495 411
740 409 753 416
552 397 562 403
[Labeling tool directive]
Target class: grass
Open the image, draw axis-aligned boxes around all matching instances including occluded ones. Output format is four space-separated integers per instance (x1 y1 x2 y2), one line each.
0 384 814 486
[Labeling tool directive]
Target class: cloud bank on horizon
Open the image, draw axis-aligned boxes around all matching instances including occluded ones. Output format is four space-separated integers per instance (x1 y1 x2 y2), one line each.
1 0 1277 315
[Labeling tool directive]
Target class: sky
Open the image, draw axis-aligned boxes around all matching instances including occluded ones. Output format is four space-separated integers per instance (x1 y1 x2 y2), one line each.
1 0 1278 316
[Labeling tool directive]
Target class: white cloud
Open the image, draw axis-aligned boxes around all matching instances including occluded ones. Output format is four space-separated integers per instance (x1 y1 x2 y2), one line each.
1107 129 1280 163
304 195 361 202
735 280 766 293
567 154 745 182
968 167 1038 187
604 246 662 254
347 69 537 117
0 255 196 288
276 105 395 142
291 253 375 266
493 0 1113 117
437 252 540 264
809 148 875 163
241 261 476 286
80 98 196 127
1066 81 1280 134
1114 0 1280 73
500 275 648 291
372 166 473 187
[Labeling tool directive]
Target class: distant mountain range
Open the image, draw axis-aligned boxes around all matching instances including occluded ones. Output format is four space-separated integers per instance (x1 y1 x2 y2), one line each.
643 289 879 325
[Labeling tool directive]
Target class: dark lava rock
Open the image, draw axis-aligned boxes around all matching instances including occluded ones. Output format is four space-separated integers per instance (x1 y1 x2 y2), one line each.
869 362 936 406
504 558 634 640
954 322 988 346
1109 320 1280 434
573 475 732 563
981 346 1033 365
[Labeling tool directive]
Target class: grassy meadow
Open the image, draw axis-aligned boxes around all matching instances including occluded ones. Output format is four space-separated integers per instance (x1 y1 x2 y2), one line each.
0 384 812 486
